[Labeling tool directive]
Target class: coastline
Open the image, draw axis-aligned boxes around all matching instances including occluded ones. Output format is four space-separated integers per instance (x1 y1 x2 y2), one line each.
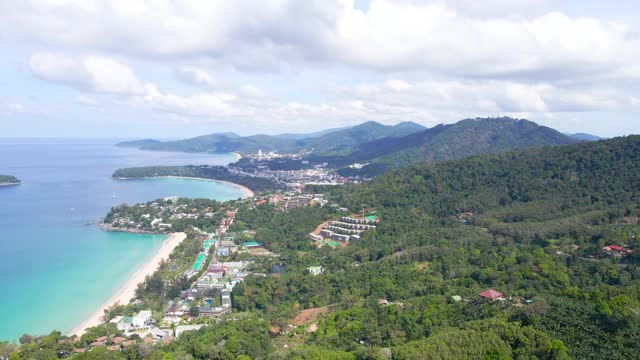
68 232 187 336
114 175 254 198
165 176 254 198
0 182 21 187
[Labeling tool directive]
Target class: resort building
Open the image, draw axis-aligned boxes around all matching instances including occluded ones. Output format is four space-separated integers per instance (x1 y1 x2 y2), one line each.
132 310 153 328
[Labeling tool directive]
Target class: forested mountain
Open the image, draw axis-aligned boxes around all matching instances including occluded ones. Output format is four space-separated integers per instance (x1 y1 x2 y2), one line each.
335 117 578 176
0 175 20 185
118 121 426 155
568 133 605 141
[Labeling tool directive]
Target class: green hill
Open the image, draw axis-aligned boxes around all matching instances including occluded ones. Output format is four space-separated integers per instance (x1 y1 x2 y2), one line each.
123 121 426 155
0 175 20 185
336 117 578 176
226 135 640 359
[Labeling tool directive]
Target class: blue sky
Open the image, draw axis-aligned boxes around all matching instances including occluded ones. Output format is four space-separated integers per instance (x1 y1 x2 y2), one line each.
0 0 639 138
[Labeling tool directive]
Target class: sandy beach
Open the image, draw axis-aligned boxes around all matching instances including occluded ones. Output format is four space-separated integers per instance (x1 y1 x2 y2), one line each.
162 176 254 198
69 232 187 336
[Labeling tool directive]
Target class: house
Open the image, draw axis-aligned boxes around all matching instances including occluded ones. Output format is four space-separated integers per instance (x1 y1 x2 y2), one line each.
115 316 133 331
150 327 171 340
243 241 263 249
217 247 230 257
89 340 105 347
603 244 633 257
307 266 323 276
112 337 126 345
132 310 152 328
479 289 503 300
151 218 163 227
121 340 136 347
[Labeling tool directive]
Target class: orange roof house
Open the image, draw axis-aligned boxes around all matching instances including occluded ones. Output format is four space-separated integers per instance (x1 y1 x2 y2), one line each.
479 289 503 300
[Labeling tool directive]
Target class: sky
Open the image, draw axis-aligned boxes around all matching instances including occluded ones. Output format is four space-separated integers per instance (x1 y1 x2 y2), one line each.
0 0 639 138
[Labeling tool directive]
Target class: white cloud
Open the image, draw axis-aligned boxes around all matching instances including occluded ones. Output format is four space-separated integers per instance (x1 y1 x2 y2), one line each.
175 67 217 88
3 1 640 135
7 103 25 113
29 53 144 95
2 0 638 80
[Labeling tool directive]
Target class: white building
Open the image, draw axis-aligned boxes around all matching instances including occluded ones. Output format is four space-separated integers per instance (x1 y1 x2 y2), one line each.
307 266 323 276
132 310 152 328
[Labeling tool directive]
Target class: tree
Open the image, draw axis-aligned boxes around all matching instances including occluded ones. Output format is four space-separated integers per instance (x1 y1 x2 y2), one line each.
18 334 32 345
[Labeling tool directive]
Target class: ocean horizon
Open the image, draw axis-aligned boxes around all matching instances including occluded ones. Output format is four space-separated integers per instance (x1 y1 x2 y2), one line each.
0 139 244 341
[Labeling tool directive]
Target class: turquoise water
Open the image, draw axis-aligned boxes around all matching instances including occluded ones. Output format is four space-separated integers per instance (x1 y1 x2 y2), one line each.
0 139 243 341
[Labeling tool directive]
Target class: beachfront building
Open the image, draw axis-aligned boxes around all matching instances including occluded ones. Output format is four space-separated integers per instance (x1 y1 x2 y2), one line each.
132 310 153 328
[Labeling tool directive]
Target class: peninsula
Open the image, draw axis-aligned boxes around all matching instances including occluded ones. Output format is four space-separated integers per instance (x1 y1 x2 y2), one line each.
112 165 275 193
0 175 21 186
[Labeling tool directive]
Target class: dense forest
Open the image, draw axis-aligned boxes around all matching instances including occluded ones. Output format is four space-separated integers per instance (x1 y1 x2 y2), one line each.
112 165 278 192
334 117 577 177
230 118 579 178
5 135 640 359
233 135 640 359
0 175 20 184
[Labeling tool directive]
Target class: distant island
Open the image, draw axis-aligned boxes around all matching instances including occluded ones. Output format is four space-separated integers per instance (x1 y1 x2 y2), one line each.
0 175 21 186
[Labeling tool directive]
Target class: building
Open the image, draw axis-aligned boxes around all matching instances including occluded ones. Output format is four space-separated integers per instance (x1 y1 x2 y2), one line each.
479 289 503 300
132 310 152 328
307 266 323 276
221 289 232 307
197 277 225 290
114 316 133 331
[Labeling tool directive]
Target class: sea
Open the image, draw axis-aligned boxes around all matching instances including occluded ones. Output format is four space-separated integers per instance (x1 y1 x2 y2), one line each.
0 138 244 342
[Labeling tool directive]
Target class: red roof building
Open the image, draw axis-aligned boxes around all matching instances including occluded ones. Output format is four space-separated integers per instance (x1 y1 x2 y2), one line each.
608 245 624 251
479 289 503 300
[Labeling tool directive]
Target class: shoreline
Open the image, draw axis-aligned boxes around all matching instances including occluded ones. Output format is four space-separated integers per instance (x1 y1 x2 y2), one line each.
114 175 254 198
0 182 21 187
68 232 187 336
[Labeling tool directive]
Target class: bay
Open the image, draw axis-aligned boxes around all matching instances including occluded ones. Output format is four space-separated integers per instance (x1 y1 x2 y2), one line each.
0 139 243 341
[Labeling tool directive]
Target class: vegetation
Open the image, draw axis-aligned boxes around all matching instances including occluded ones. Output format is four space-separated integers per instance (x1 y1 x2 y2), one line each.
229 117 580 178
0 175 20 184
112 165 277 192
335 117 578 176
8 135 640 359
121 121 425 155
